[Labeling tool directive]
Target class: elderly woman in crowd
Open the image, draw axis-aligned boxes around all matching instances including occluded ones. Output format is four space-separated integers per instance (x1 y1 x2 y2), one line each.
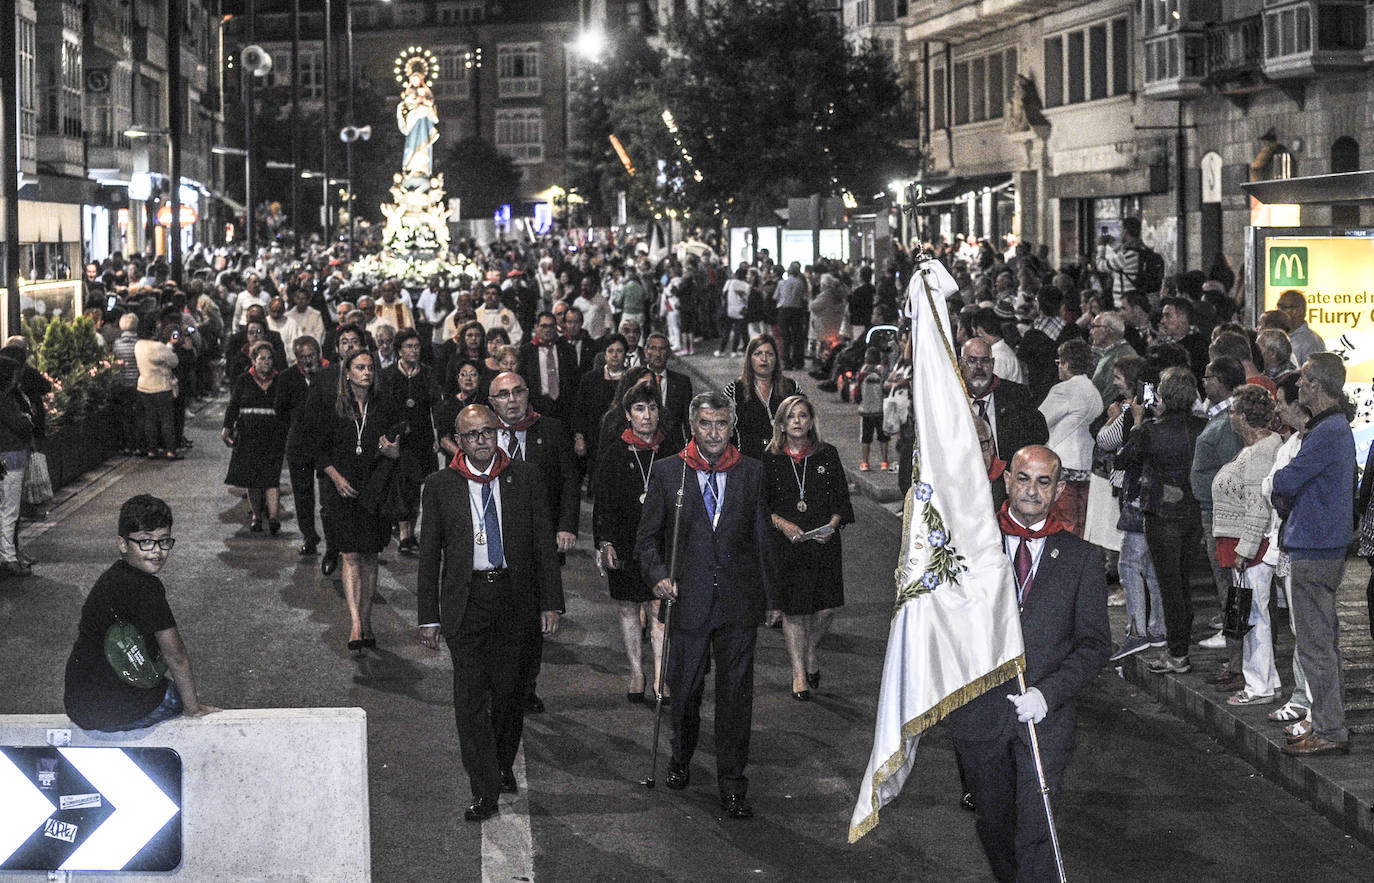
573 333 629 466
1210 383 1284 706
723 334 797 460
434 358 487 461
763 394 852 700
1118 366 1207 674
1037 338 1103 536
383 328 439 556
221 341 287 535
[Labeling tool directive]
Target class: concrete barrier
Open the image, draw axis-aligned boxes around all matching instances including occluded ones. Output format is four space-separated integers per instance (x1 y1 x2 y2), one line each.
0 708 369 881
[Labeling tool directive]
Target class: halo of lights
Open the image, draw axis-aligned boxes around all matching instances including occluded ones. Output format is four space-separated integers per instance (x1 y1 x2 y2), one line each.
393 46 437 87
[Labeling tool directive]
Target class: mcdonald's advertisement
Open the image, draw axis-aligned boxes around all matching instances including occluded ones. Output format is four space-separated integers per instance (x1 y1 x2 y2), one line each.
1263 235 1374 384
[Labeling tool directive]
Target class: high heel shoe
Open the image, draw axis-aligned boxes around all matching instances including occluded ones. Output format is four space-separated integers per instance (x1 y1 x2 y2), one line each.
806 670 821 690
792 689 812 702
268 518 281 536
361 633 377 649
347 638 365 656
249 517 263 533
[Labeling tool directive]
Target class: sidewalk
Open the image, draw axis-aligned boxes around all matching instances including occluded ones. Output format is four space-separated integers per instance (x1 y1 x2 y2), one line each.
674 348 1374 848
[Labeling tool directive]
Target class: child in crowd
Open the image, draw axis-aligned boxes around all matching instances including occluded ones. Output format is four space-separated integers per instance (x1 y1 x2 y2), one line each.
855 346 892 472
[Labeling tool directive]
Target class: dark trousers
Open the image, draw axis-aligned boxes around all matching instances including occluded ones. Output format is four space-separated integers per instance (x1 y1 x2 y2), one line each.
446 576 525 802
316 470 335 550
955 730 1070 883
517 621 542 701
1144 510 1201 658
139 390 176 452
112 386 141 451
777 307 807 369
288 458 319 544
668 622 757 797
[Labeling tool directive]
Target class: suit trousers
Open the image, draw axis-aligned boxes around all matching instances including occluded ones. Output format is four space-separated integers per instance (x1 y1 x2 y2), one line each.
446 577 526 802
955 729 1070 883
668 621 757 797
1289 557 1349 742
288 458 319 544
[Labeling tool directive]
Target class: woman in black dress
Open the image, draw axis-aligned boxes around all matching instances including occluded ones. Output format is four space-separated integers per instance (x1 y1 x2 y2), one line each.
221 342 287 534
315 349 402 656
382 328 439 556
572 333 628 466
226 318 271 382
763 394 853 700
592 376 666 703
434 357 487 461
723 333 797 460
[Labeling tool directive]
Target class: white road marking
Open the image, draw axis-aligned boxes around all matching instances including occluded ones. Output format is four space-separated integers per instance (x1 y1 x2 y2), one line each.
481 745 534 883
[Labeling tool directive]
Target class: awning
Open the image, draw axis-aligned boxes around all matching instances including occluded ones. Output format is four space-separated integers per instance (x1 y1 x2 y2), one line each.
1045 164 1169 199
1242 170 1374 204
918 173 1013 210
214 191 246 214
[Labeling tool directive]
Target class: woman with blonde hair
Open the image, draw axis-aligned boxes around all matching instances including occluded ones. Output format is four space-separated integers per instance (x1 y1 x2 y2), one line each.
762 394 852 700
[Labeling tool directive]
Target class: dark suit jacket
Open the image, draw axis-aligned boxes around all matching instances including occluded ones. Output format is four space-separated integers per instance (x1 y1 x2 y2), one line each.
988 378 1048 465
635 455 776 634
508 415 580 536
517 340 579 420
947 530 1111 748
416 461 564 637
563 331 600 376
655 369 694 448
276 364 321 461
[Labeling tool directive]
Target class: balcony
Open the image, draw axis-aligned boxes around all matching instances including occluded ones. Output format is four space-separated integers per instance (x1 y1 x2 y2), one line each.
1141 29 1209 98
87 144 133 181
37 135 84 178
1363 0 1374 61
1205 15 1265 93
904 0 1077 43
1261 0 1366 78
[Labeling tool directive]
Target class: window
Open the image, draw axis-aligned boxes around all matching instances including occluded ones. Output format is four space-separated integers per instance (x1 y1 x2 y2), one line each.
299 49 323 101
949 46 1016 126
970 57 985 121
855 0 870 27
952 62 969 125
433 46 470 100
495 109 544 163
930 66 946 130
1043 16 1129 107
436 1 485 24
395 4 425 27
497 43 541 97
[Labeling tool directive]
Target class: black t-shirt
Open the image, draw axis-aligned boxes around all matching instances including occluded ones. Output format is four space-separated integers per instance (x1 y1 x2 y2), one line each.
64 560 178 731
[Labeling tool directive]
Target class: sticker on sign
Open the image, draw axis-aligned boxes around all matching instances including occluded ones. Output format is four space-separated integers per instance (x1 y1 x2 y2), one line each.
42 820 78 844
58 794 101 811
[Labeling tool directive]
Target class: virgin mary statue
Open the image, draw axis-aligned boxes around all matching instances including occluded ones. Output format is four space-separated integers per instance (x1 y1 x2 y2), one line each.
397 68 439 178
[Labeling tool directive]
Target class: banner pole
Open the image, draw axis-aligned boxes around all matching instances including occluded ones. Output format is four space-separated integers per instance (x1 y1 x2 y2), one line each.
1017 663 1067 882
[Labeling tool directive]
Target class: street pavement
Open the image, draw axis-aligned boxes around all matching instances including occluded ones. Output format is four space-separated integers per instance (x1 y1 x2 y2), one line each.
3 375 1374 881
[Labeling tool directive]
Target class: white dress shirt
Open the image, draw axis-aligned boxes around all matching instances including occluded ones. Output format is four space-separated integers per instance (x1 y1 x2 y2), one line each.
1003 516 1048 604
467 464 505 571
695 468 728 529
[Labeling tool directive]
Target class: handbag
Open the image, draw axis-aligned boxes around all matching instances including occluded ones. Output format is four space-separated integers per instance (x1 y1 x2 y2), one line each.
22 451 52 505
1221 568 1254 640
882 386 909 437
104 612 167 689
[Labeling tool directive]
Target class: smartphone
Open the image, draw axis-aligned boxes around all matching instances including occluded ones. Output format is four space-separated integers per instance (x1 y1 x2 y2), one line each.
1140 382 1157 408
105 294 118 311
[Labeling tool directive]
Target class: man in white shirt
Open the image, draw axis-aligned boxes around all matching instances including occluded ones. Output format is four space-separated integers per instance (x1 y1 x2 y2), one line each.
231 273 269 330
285 282 325 346
573 277 613 340
374 279 414 331
476 284 523 345
265 296 301 365
971 306 1025 385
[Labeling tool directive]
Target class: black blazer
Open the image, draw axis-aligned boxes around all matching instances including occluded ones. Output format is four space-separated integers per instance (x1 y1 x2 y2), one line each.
416 462 564 637
517 340 579 420
564 331 601 376
592 438 660 561
277 365 320 461
507 415 581 536
990 378 1049 466
947 531 1111 748
635 455 776 633
653 368 694 447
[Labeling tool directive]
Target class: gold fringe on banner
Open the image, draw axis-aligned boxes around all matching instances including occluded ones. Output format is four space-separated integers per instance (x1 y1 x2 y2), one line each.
846 654 1025 843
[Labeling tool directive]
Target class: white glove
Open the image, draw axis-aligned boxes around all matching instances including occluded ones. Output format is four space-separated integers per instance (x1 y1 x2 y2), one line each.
1006 688 1048 724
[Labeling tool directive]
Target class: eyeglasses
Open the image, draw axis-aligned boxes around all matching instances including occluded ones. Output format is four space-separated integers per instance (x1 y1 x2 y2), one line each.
457 427 499 443
963 357 995 367
490 387 529 400
123 536 176 551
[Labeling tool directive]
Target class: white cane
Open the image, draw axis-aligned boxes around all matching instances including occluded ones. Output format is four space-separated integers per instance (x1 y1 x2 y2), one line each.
1017 663 1068 882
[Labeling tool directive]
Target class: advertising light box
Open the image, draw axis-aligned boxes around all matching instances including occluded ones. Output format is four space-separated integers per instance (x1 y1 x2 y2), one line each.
1262 234 1374 383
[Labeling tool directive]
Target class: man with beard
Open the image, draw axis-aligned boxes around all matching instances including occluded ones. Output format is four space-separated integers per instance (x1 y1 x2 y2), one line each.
488 371 579 714
961 337 1047 465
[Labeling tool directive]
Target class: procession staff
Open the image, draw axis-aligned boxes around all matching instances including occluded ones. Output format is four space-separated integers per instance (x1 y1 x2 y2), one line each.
417 405 563 822
635 391 777 820
946 445 1110 882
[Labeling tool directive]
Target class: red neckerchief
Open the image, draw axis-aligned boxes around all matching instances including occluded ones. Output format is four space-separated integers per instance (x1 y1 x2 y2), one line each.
783 442 816 464
448 447 511 484
970 375 1001 405
530 335 556 348
621 427 665 451
997 500 1070 539
501 406 541 432
988 458 1006 482
248 366 278 385
679 438 742 473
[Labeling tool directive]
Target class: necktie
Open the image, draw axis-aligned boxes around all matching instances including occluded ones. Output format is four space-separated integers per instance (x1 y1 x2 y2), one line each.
507 429 523 461
703 472 719 526
1013 537 1032 602
482 482 505 568
545 347 560 400
652 372 663 400
974 396 989 422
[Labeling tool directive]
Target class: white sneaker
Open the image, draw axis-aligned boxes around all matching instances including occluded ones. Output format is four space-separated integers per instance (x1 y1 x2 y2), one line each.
1199 629 1227 650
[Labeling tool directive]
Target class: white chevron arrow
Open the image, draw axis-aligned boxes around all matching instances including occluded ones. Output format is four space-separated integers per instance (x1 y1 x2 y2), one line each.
57 748 179 871
0 751 55 865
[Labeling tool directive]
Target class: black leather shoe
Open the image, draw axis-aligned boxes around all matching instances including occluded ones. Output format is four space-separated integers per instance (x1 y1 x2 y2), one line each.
665 760 690 790
464 797 499 822
792 689 811 702
720 793 753 819
321 548 339 576
806 670 821 689
500 770 518 794
299 539 319 556
523 694 546 714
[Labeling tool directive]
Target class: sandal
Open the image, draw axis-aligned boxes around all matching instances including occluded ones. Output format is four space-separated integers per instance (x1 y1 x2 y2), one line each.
1226 690 1274 706
1268 701 1309 722
1285 719 1312 743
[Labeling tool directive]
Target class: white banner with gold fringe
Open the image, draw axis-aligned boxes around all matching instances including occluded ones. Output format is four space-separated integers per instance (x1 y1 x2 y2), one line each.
848 258 1025 843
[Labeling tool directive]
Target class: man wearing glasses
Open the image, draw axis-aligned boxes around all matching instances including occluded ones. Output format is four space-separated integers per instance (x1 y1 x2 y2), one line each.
960 337 1047 466
417 406 563 821
517 310 578 422
488 371 579 714
1087 311 1137 409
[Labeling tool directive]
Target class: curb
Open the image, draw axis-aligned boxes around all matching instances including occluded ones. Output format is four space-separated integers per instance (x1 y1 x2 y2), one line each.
1121 652 1374 848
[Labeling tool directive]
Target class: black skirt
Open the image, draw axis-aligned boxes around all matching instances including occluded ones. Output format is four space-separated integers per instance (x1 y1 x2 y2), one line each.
320 479 392 554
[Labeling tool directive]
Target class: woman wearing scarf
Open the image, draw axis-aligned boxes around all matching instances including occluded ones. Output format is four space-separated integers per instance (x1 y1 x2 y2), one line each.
593 376 668 703
762 394 852 700
222 341 288 534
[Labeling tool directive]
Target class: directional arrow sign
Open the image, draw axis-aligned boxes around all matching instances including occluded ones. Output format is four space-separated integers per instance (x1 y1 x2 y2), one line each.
0 747 181 872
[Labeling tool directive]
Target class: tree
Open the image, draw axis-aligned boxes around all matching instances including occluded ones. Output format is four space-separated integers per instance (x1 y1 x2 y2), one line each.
437 136 524 218
653 0 918 221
